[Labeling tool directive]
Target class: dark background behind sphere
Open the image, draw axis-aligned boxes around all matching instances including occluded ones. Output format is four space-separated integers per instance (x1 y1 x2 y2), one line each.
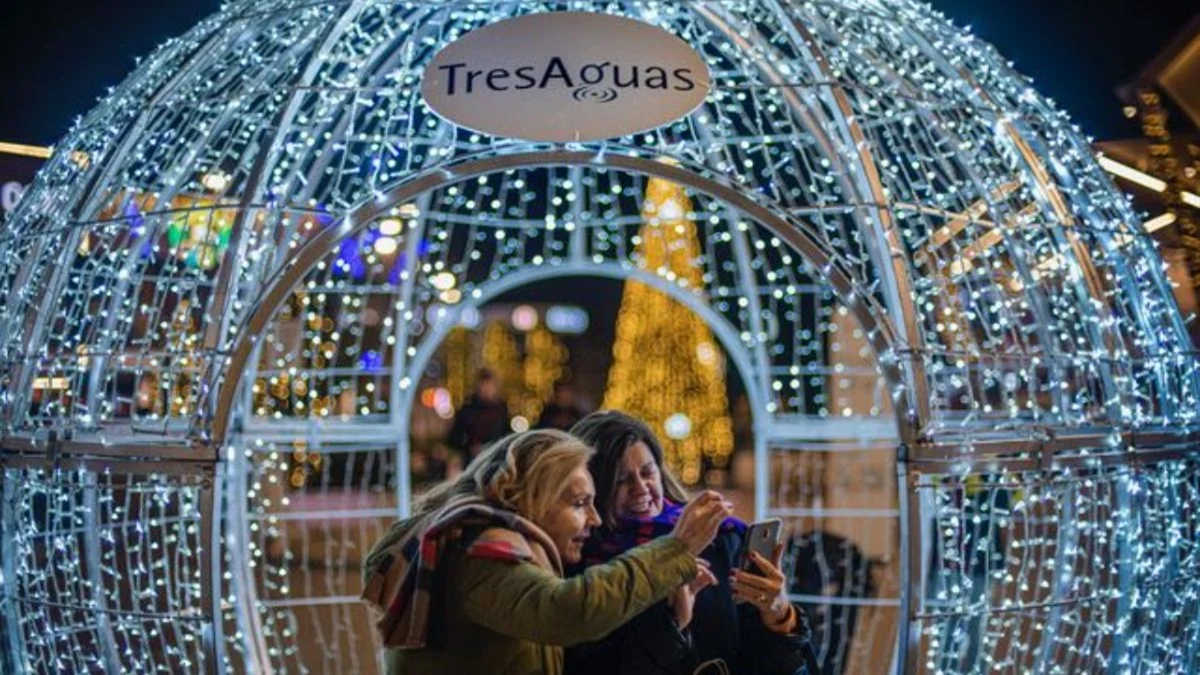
0 1 1194 146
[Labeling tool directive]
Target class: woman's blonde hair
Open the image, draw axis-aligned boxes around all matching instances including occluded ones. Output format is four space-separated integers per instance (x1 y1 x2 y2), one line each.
413 429 594 524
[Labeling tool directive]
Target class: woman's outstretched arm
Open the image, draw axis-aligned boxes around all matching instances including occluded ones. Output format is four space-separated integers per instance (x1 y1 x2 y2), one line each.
459 536 697 647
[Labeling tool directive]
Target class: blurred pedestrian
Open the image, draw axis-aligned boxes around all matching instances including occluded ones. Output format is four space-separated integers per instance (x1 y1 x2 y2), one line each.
536 382 585 431
447 368 510 462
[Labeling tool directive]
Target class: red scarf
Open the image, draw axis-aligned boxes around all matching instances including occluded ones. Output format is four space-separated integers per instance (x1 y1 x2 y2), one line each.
362 496 560 648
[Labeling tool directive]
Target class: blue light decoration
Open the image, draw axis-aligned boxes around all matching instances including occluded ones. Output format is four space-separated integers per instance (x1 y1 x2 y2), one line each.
336 236 367 281
0 1 1197 674
358 350 385 374
545 305 589 334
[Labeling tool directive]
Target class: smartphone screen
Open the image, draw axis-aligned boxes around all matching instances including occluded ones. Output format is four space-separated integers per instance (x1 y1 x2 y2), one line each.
738 518 782 572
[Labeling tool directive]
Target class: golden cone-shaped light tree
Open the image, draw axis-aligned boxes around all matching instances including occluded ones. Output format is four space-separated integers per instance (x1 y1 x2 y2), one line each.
603 176 734 486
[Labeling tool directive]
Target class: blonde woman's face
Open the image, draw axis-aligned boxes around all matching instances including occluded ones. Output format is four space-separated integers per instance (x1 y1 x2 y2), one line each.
537 466 602 564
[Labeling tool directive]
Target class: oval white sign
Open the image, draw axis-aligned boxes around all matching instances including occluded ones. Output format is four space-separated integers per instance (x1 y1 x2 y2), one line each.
421 12 711 143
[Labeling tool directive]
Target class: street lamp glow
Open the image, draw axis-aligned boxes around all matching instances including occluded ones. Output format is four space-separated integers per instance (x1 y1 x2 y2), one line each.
664 413 692 440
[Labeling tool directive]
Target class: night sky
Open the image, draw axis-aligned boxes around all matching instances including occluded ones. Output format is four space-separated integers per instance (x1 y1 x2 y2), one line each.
0 1 1194 146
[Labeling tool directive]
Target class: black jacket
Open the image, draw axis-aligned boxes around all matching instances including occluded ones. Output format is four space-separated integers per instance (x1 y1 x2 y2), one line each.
564 528 815 675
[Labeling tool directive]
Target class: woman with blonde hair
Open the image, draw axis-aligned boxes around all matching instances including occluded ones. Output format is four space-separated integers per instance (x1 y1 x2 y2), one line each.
362 428 731 675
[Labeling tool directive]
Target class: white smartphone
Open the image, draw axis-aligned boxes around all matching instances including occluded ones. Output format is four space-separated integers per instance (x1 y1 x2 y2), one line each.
737 518 782 572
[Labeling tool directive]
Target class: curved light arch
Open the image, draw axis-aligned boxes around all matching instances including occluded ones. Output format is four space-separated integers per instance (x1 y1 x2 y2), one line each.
766 1 931 431
208 149 910 674
208 147 907 447
390 260 776 517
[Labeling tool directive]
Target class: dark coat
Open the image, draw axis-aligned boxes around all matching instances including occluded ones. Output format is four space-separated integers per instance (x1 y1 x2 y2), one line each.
564 528 814 675
535 402 584 431
447 396 509 456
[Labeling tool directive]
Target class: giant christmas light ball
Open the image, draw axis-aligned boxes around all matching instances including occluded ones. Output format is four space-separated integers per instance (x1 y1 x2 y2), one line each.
1 1 1197 674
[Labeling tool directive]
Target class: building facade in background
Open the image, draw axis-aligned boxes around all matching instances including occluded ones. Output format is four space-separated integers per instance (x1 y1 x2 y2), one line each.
1102 16 1200 345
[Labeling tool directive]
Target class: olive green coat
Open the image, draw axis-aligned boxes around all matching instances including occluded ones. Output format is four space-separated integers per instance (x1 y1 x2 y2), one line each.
377 530 696 675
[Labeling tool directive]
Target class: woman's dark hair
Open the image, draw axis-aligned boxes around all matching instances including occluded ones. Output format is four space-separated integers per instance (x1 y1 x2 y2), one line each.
570 410 689 526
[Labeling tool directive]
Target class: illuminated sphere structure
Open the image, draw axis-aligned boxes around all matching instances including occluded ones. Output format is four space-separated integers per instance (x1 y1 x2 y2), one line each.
2 1 1198 673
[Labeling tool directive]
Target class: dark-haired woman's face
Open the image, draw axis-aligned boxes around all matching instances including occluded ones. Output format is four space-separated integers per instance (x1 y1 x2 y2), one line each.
611 441 664 520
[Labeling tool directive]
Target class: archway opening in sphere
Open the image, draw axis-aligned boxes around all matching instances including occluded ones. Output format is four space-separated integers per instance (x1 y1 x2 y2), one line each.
221 157 903 675
406 275 760 515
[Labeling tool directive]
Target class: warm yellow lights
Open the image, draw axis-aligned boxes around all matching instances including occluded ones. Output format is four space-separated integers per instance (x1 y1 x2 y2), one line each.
656 198 684 220
379 218 403 236
923 158 1196 271
604 176 733 485
927 198 994 250
0 142 53 159
430 271 457 291
1144 212 1178 233
372 236 398 255
0 142 89 168
32 377 70 390
1095 156 1200 212
201 172 230 192
1098 156 1167 192
1031 253 1067 280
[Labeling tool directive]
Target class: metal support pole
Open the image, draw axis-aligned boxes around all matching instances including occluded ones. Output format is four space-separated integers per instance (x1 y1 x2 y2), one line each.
1109 468 1136 674
896 444 921 675
82 473 122 673
199 465 226 675
0 464 28 673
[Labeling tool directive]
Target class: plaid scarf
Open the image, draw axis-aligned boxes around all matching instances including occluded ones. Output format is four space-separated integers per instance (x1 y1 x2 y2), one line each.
577 500 744 569
361 495 561 649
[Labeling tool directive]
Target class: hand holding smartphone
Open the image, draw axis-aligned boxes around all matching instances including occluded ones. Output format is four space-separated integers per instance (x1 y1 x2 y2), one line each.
737 518 781 573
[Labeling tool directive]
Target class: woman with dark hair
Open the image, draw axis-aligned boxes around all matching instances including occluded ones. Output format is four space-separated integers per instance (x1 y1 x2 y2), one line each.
362 428 733 675
565 411 816 675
